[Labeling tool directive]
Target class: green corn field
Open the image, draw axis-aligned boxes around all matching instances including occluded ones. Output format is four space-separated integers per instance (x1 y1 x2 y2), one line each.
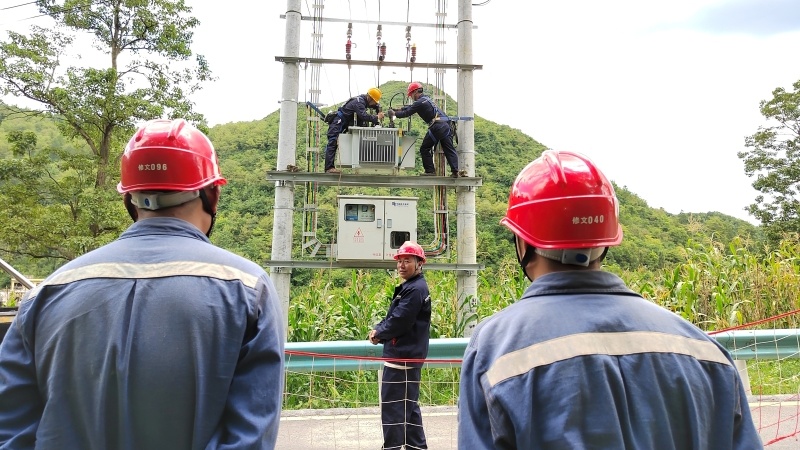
284 235 800 409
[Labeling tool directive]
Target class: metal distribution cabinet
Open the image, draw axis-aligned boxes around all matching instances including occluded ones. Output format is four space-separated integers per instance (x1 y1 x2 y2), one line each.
336 195 418 260
336 126 417 173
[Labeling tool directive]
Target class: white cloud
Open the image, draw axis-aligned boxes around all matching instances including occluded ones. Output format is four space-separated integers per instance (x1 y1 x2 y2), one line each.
3 0 799 224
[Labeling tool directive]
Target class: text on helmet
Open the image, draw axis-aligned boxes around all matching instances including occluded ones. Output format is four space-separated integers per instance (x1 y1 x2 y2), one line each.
573 215 605 225
139 163 168 171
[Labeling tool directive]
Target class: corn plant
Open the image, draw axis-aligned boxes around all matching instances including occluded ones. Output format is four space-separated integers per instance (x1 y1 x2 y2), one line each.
284 233 800 406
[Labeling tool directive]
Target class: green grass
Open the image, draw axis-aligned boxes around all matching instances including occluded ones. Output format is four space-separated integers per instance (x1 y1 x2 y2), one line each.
748 359 800 396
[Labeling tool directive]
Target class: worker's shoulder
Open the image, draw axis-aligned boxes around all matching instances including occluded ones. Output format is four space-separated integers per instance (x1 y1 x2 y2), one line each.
203 245 268 277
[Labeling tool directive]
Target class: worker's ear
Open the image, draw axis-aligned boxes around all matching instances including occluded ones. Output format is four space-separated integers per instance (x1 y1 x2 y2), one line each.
123 193 138 222
515 237 527 261
204 185 221 213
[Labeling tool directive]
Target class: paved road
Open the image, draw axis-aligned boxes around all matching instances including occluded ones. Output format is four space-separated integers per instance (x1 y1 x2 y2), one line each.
277 399 800 449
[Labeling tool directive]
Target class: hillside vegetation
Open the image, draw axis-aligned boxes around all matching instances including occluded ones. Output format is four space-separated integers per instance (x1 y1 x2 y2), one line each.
1 82 761 285
204 80 762 277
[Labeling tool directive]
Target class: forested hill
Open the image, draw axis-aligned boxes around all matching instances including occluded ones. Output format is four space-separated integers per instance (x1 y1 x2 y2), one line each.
0 83 759 280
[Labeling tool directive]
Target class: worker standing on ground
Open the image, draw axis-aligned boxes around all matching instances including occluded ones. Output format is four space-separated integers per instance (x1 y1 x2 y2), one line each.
458 150 762 449
0 119 285 450
324 87 385 174
369 241 432 450
391 82 461 177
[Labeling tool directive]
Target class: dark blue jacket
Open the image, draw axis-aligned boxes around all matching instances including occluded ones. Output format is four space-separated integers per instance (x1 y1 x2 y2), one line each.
333 94 380 130
458 270 762 449
0 218 285 450
394 94 449 125
374 273 431 367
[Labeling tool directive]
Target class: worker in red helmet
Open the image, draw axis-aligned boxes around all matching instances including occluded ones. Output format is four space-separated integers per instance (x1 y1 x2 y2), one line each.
458 150 761 449
369 240 431 449
391 82 461 177
0 119 285 449
116 118 228 236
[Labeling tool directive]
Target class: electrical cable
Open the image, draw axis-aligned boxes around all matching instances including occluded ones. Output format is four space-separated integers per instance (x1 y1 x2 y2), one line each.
1 1 36 11
7 1 92 23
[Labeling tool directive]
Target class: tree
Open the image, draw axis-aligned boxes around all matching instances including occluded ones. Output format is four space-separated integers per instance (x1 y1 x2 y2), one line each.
0 127 126 261
0 0 212 261
738 80 800 243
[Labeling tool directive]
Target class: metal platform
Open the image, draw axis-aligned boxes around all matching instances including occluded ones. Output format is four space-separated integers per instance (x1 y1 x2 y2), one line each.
266 170 482 188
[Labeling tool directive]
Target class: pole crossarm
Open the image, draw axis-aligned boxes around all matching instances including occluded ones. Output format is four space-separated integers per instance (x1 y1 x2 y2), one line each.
275 56 482 71
279 15 476 30
267 171 482 187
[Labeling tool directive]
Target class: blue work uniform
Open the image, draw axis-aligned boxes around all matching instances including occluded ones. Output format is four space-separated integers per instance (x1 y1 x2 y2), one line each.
374 273 432 450
0 218 285 450
324 94 381 171
458 270 762 450
393 94 459 175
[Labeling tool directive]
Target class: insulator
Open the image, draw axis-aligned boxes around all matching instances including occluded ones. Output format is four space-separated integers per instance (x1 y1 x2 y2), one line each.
347 22 352 39
411 44 417 63
379 42 386 61
376 24 382 41
345 39 352 60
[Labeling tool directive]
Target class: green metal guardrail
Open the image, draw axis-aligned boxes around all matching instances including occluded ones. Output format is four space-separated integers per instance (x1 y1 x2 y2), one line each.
285 338 467 372
712 329 800 360
285 330 800 372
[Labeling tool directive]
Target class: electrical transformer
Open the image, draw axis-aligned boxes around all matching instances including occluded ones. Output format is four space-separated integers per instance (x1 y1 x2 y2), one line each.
336 195 418 260
336 126 417 173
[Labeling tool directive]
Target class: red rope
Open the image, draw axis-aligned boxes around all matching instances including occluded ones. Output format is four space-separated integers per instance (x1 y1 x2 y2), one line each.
708 309 800 335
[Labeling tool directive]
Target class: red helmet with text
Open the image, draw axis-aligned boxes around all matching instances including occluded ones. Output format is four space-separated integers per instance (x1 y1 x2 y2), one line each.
500 150 622 250
394 241 426 263
406 82 423 97
117 119 227 194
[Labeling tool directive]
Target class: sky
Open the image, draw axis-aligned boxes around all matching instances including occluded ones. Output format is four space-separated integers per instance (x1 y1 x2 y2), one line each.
3 0 800 224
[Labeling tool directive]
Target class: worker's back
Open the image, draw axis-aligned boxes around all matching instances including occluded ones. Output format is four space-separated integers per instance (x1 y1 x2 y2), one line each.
0 218 284 450
459 271 763 449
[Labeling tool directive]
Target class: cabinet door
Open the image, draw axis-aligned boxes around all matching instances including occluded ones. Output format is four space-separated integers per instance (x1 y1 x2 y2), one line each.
383 199 417 260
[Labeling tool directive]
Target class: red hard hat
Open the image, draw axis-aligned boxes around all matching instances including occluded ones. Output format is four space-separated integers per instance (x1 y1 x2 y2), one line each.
407 82 423 97
117 119 227 194
500 150 622 249
394 241 426 263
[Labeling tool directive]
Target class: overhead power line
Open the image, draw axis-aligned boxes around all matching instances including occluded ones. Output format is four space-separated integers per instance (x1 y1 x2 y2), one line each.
1 2 93 25
1 1 37 11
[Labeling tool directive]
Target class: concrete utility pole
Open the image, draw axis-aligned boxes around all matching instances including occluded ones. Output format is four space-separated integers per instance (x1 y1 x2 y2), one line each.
456 0 478 336
270 0 303 326
270 0 483 335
